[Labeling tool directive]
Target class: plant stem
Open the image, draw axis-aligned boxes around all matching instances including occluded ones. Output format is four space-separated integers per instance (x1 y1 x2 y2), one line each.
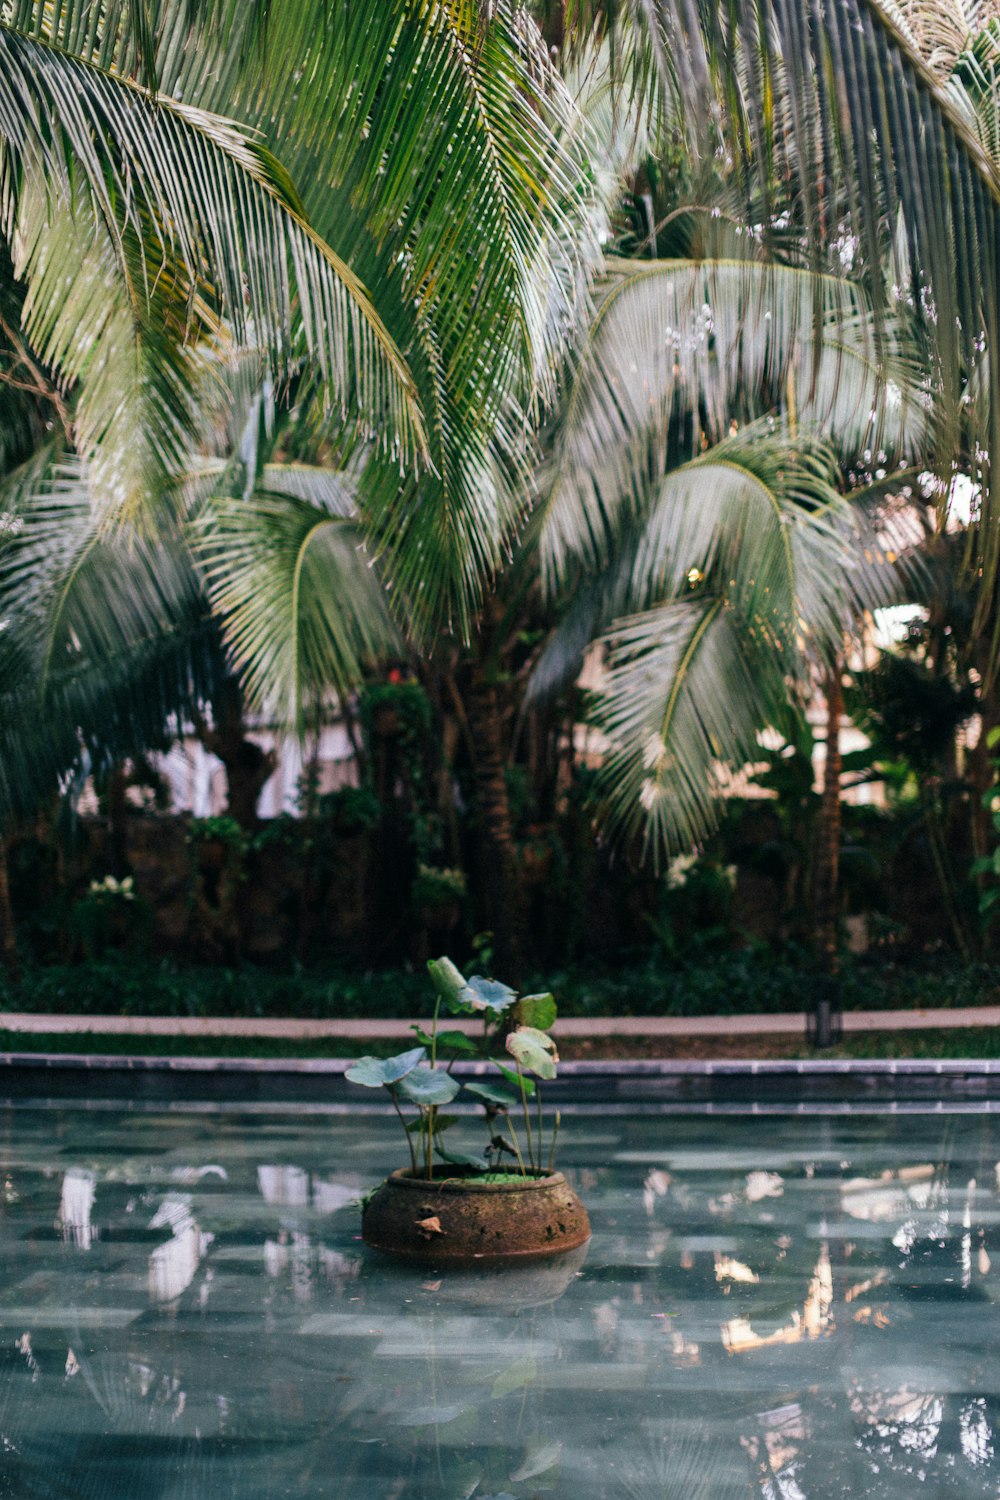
426 1104 435 1180
536 1084 544 1174
430 996 441 1068
547 1110 560 1173
516 1062 535 1171
390 1086 418 1175
504 1114 528 1179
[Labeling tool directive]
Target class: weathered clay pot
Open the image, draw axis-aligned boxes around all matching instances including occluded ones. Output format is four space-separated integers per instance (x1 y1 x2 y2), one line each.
362 1168 591 1266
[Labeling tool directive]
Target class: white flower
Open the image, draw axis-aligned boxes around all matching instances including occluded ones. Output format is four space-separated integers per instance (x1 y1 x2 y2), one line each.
666 853 698 890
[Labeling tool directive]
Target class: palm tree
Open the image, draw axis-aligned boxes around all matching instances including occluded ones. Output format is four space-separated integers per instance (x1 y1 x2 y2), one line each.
0 0 602 630
529 248 929 856
0 429 401 829
3 0 999 978
0 0 602 936
582 0 1000 627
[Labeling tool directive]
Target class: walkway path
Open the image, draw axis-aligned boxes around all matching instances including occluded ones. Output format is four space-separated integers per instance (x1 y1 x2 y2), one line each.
1 1004 998 1039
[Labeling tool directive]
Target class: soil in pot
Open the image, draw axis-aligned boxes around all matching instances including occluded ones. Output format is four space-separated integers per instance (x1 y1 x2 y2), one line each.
361 1167 591 1267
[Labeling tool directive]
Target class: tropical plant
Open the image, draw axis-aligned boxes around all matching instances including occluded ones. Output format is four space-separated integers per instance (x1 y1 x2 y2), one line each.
580 0 1000 630
0 9 427 530
525 240 930 862
344 956 561 1181
0 0 600 621
0 0 604 860
0 420 401 826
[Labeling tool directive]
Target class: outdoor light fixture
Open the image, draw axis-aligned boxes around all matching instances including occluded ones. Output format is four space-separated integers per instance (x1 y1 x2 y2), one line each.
806 975 843 1050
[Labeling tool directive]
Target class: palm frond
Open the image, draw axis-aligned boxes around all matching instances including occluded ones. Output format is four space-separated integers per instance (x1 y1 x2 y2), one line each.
584 428 925 858
0 23 425 479
11 181 212 524
950 21 1000 175
539 259 926 589
593 598 779 858
196 479 400 726
0 455 205 687
637 0 1000 609
0 453 225 821
179 0 600 634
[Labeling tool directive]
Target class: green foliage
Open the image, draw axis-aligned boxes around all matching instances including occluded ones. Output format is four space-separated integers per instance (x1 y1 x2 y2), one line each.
396 1066 461 1106
515 993 558 1031
646 856 739 958
344 1047 426 1088
456 976 518 1016
974 737 1000 926
65 876 152 961
847 656 978 777
427 957 468 1012
342 954 560 1180
505 1026 558 1080
411 865 467 908
319 786 382 834
360 681 433 742
188 816 248 849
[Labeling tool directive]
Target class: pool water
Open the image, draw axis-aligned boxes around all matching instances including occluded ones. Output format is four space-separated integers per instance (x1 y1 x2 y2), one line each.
1 1103 998 1498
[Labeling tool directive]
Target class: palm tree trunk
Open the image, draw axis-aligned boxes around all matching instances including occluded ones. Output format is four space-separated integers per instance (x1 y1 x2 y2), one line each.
814 664 843 975
0 834 19 978
467 673 525 981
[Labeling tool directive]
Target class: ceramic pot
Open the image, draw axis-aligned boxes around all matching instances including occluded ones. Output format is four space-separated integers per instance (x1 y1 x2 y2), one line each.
362 1167 591 1266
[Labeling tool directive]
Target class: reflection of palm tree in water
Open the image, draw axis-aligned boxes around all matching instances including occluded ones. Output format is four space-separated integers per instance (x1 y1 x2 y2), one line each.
618 1427 746 1500
327 1258 587 1499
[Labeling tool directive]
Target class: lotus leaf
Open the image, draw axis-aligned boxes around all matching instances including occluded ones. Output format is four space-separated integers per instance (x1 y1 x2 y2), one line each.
407 1114 458 1133
464 1080 519 1109
397 1067 461 1106
515 993 557 1031
506 1027 557 1080
510 1443 561 1482
496 1062 535 1096
345 1046 426 1089
459 975 518 1015
427 956 468 1012
436 1144 492 1168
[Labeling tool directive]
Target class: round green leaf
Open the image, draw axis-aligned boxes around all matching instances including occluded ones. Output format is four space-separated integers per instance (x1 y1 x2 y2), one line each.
506 1027 557 1081
398 1067 461 1106
515 993 557 1031
436 1144 491 1169
344 1046 426 1089
459 976 517 1015
407 1113 458 1134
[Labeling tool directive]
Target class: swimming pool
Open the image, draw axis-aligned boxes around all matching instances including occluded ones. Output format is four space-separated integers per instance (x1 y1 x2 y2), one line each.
1 1100 997 1497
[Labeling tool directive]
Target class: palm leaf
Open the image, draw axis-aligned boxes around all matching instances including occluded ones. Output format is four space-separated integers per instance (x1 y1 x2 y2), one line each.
539 258 927 589
635 0 1000 612
197 476 400 725
0 22 425 486
0 455 226 822
17 0 604 630
0 454 207 687
186 0 599 634
585 429 924 857
593 597 777 857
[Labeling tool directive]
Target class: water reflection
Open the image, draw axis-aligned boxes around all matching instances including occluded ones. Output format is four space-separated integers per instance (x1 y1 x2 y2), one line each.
148 1192 213 1302
56 1167 96 1249
0 1110 997 1497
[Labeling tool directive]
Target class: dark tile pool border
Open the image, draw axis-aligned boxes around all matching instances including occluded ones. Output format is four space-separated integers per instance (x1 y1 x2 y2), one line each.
0 1051 998 1107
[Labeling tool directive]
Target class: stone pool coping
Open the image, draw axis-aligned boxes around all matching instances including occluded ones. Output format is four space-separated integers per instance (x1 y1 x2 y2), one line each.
1 1051 1000 1106
1 1002 999 1037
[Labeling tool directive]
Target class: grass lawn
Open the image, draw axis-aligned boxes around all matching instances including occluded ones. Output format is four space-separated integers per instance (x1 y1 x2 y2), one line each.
0 1027 997 1062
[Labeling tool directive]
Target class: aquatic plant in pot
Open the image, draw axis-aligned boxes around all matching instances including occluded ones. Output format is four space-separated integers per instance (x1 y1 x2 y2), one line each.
346 957 590 1265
